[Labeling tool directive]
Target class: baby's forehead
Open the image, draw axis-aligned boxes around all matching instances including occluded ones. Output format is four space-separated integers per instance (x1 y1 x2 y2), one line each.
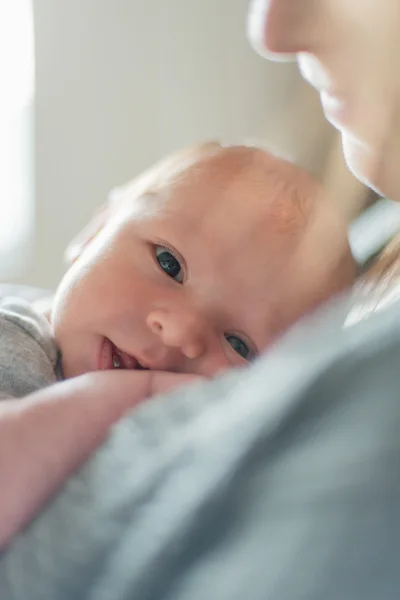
116 145 325 263
166 147 319 237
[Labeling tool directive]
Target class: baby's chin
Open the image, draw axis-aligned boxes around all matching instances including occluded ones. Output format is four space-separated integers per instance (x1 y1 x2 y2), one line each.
55 338 96 380
59 354 84 380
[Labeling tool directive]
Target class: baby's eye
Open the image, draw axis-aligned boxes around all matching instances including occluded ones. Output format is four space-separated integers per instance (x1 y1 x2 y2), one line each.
224 333 252 361
155 246 183 283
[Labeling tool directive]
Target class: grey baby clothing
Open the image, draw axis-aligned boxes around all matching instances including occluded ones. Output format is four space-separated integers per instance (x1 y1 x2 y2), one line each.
0 297 62 399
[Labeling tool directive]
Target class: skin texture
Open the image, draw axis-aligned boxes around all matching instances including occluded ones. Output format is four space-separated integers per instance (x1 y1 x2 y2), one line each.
52 144 355 380
248 0 400 200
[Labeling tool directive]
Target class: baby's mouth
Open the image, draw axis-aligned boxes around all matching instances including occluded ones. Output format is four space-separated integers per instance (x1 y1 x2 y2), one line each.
100 338 148 371
111 345 147 370
112 350 123 369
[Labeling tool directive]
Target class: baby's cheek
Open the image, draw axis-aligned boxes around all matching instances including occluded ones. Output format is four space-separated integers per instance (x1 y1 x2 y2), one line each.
188 351 232 378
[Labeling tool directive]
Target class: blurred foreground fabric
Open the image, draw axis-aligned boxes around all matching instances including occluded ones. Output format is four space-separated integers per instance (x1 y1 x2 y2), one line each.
1 286 400 599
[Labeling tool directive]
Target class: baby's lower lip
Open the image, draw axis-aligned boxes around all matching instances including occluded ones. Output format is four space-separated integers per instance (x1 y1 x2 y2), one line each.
99 338 114 370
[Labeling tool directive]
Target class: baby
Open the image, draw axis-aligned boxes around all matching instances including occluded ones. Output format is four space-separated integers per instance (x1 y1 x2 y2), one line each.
53 141 354 377
0 142 355 547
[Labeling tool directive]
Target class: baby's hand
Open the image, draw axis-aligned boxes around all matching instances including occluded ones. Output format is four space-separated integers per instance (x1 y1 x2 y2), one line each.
107 369 202 408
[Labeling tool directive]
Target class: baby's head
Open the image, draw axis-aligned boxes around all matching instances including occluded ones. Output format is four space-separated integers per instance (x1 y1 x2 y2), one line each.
52 142 355 378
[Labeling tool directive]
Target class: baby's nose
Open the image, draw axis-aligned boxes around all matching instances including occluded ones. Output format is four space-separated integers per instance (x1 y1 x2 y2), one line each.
147 309 206 360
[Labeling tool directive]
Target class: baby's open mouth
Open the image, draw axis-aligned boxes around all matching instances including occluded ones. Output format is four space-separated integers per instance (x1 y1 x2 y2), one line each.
111 345 147 370
100 338 148 371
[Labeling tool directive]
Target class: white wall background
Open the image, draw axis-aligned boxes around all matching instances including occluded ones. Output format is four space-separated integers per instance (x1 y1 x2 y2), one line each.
12 0 363 288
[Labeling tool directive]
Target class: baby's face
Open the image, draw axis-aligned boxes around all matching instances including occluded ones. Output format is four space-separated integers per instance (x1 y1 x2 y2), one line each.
52 149 354 378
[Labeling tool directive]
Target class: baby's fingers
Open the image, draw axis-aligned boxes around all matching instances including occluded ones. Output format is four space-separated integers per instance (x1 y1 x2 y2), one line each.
143 371 202 397
82 369 203 411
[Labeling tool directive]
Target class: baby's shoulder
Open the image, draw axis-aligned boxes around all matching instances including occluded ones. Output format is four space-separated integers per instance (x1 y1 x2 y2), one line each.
0 297 59 398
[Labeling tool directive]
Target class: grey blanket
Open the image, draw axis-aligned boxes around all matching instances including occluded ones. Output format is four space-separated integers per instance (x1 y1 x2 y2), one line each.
1 289 400 599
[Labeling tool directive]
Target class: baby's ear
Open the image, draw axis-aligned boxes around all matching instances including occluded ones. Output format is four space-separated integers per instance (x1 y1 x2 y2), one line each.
64 203 110 267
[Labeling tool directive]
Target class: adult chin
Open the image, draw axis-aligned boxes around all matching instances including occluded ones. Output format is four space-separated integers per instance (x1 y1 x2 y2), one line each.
341 132 400 201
